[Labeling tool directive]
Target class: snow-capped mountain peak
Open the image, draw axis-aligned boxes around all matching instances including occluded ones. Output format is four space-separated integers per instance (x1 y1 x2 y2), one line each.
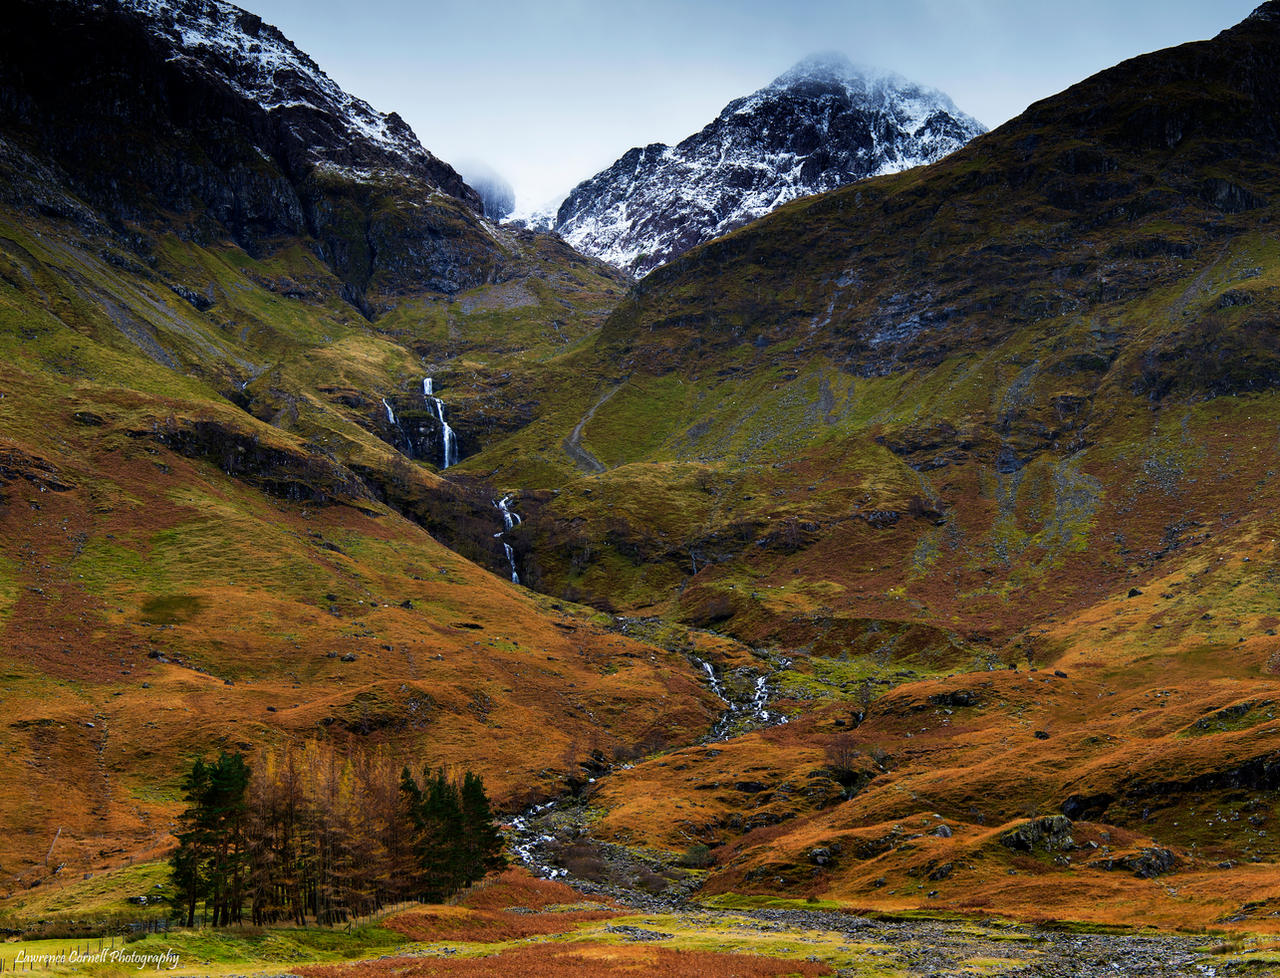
768 52 910 95
763 53 968 120
552 54 986 278
112 0 478 203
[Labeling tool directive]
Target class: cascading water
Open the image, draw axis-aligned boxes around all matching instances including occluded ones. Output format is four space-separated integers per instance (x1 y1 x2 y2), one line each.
435 401 457 468
691 656 788 739
497 494 521 531
422 376 457 469
693 657 729 704
752 675 775 725
494 494 521 583
380 396 409 454
506 801 567 879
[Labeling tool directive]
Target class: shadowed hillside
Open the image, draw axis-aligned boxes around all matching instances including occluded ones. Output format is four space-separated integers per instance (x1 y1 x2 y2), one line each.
5 0 1280 941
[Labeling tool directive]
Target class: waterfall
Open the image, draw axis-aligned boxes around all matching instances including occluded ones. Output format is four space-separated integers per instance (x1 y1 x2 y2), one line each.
422 377 458 469
434 400 457 468
752 675 774 724
692 657 788 739
692 657 729 704
496 494 521 531
494 494 522 584
507 801 567 879
381 396 408 455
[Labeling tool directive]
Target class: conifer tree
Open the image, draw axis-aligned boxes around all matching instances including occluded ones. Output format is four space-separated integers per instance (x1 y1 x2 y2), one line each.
174 745 505 926
460 770 507 883
169 753 250 927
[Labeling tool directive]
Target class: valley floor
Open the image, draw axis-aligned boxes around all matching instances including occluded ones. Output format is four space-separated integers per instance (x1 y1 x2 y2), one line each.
4 866 1274 977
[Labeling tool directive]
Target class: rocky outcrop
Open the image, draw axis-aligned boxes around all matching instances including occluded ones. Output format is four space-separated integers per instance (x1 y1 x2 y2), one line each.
0 445 75 498
998 815 1075 853
1089 847 1178 879
135 417 367 504
0 0 500 303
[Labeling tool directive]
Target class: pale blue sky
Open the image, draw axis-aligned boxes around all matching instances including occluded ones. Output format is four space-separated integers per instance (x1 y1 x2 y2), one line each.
247 0 1261 210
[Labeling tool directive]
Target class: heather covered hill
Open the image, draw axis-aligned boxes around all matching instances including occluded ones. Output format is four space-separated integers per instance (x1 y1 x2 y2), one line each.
5 0 1280 948
444 2 1280 924
0 0 719 894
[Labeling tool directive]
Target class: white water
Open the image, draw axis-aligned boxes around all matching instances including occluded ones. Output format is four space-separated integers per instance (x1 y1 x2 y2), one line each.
506 800 567 879
752 674 775 724
422 377 457 469
692 656 788 739
496 494 521 531
381 397 396 426
692 657 729 704
494 494 522 583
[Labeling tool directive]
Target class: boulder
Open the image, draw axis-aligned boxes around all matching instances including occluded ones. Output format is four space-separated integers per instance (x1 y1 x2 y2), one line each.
998 815 1074 853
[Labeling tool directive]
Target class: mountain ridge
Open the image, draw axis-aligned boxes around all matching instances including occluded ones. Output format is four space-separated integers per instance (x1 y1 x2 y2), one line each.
0 0 509 307
552 53 985 277
122 0 480 196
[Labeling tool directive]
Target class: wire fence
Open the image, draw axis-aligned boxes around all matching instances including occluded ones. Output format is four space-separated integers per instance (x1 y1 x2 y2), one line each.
0 895 431 970
0 929 141 972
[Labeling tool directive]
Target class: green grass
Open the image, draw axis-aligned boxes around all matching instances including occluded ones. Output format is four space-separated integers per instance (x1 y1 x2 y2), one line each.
0 923 411 977
698 894 847 911
567 911 903 975
136 923 407 965
0 861 171 918
1179 700 1278 738
774 657 898 704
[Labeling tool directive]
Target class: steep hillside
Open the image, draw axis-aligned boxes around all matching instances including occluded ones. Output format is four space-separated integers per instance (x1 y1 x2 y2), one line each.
502 0 1280 651
0 0 728 896
7 0 1280 938
450 2 1280 924
555 54 985 277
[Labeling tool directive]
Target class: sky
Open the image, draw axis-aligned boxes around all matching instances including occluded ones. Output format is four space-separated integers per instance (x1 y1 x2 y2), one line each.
246 0 1261 212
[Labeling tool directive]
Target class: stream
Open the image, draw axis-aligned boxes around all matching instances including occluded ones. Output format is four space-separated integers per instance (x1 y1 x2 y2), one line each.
498 655 1223 977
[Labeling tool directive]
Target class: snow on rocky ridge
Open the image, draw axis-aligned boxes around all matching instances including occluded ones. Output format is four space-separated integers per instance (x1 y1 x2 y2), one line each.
553 53 987 278
115 0 479 202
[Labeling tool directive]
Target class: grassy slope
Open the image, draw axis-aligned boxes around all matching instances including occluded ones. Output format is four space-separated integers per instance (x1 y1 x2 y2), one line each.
428 11 1280 928
0 199 726 896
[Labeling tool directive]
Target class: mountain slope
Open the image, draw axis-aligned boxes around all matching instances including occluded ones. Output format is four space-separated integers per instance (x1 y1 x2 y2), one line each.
0 0 731 894
554 54 985 277
524 0 1280 695
0 0 497 306
451 2 1280 924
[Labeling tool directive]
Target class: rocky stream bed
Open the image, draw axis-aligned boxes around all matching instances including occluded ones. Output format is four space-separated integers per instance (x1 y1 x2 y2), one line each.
502 782 1258 977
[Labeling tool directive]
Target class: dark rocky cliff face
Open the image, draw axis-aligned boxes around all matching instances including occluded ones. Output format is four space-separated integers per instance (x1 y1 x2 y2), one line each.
0 0 499 304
